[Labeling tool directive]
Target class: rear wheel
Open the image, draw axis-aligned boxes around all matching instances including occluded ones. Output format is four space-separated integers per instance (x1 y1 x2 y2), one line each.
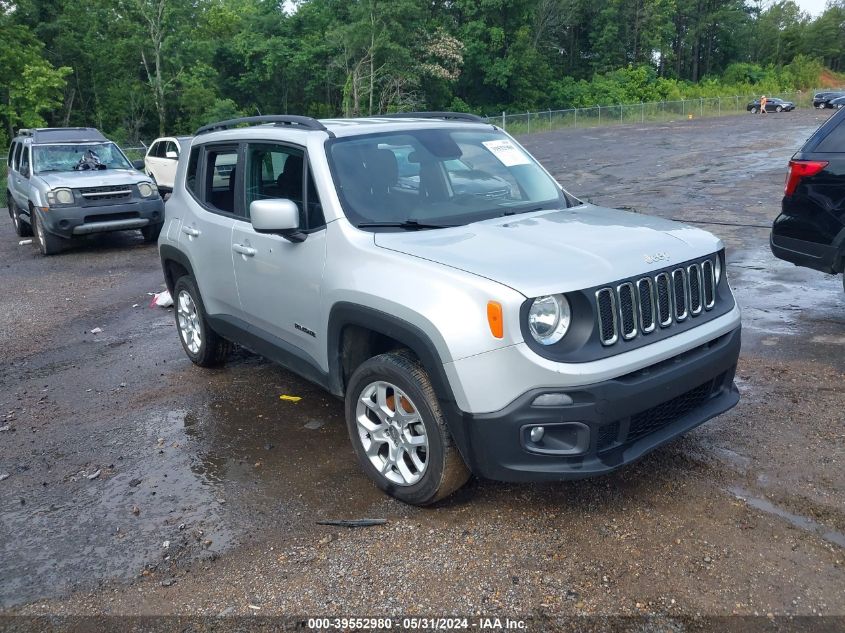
8 195 32 237
776 105 783 113
750 106 758 114
32 208 64 256
345 351 470 505
173 275 232 367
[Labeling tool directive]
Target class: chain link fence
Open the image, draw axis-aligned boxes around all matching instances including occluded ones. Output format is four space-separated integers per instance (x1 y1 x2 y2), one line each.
484 88 839 135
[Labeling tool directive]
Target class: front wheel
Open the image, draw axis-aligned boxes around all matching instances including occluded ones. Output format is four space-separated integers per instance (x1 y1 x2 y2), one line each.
32 208 64 255
173 275 232 367
141 222 163 243
345 351 470 505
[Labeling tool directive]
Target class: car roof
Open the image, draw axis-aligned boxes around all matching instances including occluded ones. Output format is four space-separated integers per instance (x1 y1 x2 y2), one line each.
17 127 109 144
321 117 494 138
193 114 494 142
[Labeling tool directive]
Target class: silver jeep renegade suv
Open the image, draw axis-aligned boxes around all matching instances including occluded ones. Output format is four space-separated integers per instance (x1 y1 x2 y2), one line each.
159 113 741 505
6 127 163 255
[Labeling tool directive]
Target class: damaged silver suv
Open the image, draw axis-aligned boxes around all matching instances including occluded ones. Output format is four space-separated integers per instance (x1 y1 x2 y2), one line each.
159 113 741 505
6 127 163 255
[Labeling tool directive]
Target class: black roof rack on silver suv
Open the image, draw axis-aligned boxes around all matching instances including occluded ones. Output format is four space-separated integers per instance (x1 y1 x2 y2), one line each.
195 115 335 137
378 111 486 122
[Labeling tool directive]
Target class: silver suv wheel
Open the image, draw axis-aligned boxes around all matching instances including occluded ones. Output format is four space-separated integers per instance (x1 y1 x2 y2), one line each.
345 351 470 505
172 275 232 367
355 380 429 486
176 290 202 354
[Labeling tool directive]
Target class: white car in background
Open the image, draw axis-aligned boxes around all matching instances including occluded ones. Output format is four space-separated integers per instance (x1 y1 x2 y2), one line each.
144 136 191 194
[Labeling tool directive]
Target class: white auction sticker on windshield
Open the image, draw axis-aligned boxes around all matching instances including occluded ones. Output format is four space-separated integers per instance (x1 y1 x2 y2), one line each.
482 139 531 166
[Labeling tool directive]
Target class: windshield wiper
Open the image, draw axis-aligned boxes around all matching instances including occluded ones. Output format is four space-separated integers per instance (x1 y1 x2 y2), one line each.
357 220 457 230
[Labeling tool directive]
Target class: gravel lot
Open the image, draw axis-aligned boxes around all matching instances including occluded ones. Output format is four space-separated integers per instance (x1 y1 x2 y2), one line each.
1 110 843 628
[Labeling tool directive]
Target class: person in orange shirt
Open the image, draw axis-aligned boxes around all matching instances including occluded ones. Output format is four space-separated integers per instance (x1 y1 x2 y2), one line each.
760 95 768 114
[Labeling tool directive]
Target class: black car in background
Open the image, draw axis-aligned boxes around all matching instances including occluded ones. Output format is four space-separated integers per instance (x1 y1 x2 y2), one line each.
747 97 795 113
813 91 845 108
771 106 845 293
828 95 845 109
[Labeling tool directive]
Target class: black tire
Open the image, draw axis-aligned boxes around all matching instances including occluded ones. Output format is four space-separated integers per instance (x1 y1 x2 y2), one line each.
776 105 783 113
750 106 758 114
141 222 163 243
344 351 470 505
32 208 64 255
172 275 232 367
8 195 32 237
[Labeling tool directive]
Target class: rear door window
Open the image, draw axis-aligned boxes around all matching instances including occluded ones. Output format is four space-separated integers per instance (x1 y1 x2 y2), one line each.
8 141 17 168
202 146 239 215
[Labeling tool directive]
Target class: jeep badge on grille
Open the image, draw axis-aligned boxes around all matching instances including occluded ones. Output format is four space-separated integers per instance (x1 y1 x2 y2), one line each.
644 252 670 264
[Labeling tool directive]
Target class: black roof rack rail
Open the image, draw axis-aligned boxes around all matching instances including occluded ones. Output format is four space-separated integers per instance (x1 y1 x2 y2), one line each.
195 115 334 137
16 127 109 143
378 111 487 123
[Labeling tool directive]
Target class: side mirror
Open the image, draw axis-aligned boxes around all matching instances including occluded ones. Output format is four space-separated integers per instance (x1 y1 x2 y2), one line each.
132 159 146 170
165 151 178 159
250 198 305 242
21 166 31 178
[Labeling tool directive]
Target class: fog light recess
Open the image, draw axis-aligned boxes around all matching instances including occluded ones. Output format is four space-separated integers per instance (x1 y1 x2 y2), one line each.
523 422 590 456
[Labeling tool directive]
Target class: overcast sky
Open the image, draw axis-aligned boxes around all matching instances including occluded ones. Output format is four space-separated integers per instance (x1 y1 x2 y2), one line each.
793 0 829 16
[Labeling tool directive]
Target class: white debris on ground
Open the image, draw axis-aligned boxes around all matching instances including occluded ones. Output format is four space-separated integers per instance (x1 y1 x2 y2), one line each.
149 290 173 308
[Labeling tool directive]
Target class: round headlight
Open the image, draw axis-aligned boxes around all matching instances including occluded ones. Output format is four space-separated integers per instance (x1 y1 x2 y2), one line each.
527 295 571 345
138 182 154 197
715 254 722 283
55 188 74 204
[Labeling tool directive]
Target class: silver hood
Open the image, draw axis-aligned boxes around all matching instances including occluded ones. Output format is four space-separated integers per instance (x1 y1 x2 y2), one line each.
35 169 149 189
374 205 723 297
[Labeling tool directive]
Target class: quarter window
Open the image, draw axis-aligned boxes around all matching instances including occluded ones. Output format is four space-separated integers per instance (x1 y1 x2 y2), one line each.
12 142 22 171
7 142 17 168
186 146 201 197
816 119 845 153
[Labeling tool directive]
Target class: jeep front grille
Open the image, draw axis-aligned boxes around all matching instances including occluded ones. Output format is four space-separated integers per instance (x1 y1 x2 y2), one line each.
77 185 133 201
595 288 618 346
596 256 718 346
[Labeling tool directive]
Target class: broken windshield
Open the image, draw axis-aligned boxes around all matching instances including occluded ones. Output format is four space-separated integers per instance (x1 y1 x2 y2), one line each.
33 142 132 174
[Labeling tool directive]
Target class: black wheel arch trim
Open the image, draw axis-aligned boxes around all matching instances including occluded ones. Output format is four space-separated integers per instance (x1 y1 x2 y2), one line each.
159 244 196 294
327 302 475 467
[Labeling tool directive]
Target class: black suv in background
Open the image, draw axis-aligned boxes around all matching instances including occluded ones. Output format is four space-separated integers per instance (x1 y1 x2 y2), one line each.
812 92 845 108
771 107 845 292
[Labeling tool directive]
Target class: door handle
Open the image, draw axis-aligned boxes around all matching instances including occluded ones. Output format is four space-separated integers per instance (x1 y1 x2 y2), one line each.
181 226 200 237
232 243 256 257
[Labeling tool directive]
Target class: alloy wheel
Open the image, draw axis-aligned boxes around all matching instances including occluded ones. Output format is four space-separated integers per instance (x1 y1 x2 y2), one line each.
355 380 429 486
177 290 202 354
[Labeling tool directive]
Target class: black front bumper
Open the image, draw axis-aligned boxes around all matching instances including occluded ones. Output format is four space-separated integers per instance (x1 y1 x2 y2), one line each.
449 327 741 482
40 198 165 238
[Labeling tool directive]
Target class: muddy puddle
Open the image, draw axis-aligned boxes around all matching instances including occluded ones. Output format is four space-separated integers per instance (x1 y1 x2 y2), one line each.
727 246 845 365
0 383 390 608
729 486 845 549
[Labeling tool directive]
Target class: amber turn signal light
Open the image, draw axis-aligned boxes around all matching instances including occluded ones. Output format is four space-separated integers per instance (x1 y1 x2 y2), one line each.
487 301 503 339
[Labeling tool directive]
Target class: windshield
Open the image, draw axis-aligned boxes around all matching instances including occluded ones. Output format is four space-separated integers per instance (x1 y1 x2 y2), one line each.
327 129 567 229
33 142 132 173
